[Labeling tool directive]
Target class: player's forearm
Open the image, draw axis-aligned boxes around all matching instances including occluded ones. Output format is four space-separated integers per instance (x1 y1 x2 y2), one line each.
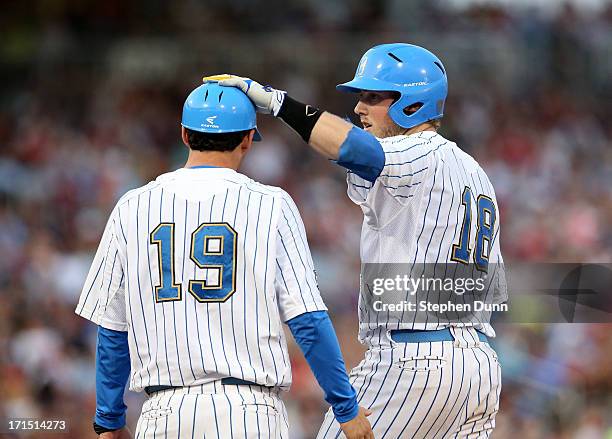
286 311 359 423
306 112 353 159
277 97 385 182
95 326 131 431
204 76 385 181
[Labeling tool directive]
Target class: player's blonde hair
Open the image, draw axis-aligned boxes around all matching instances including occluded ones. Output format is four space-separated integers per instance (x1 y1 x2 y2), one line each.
429 119 442 130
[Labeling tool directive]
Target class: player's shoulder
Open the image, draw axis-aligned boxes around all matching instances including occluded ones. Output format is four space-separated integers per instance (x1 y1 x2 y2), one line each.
234 174 299 221
377 131 453 173
242 177 284 197
440 136 497 192
442 135 486 170
379 130 451 159
115 180 161 210
237 176 298 212
234 171 285 198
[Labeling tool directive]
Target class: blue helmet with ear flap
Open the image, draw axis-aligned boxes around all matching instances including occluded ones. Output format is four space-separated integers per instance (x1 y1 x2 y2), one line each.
337 43 448 129
182 82 262 141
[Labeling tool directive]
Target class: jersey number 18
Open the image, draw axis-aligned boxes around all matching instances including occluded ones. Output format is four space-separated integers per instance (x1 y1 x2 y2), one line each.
451 187 496 272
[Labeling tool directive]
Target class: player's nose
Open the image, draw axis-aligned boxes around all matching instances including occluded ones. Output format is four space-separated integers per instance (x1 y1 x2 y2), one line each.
354 99 367 116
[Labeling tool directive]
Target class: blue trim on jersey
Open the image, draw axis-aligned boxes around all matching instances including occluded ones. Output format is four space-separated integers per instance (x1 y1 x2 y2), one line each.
286 311 359 423
188 165 220 169
336 127 385 183
95 326 130 430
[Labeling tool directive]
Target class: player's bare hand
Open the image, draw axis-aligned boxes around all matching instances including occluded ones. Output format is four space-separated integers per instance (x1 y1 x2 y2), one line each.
339 406 374 439
202 74 286 116
99 427 132 439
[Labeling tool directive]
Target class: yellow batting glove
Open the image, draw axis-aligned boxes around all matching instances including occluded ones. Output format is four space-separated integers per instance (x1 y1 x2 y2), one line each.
202 74 236 83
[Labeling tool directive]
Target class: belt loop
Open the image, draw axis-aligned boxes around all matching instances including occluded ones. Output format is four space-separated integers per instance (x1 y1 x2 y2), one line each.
385 329 397 348
450 327 482 349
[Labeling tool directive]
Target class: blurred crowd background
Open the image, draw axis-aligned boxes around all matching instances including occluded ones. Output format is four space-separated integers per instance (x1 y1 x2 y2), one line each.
1 0 611 438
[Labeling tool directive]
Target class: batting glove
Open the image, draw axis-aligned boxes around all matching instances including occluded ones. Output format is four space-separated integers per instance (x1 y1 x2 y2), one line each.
203 74 286 116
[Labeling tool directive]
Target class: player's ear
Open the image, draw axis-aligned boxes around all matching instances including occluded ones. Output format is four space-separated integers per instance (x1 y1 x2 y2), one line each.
181 126 190 148
240 129 255 153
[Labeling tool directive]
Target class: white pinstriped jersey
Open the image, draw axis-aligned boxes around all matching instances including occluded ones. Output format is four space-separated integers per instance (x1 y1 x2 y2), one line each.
347 131 506 342
76 167 326 392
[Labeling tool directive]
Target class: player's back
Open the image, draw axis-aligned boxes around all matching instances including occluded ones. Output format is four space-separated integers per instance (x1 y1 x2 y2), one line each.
79 167 324 392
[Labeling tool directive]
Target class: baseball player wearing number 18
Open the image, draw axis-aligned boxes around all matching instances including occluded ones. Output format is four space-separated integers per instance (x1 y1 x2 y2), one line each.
75 82 373 438
210 42 507 438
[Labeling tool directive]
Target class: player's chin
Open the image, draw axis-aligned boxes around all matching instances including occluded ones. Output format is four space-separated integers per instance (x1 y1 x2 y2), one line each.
363 126 379 137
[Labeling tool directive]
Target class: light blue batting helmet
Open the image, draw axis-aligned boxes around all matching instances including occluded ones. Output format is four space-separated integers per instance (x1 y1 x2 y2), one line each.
337 43 448 129
182 82 262 141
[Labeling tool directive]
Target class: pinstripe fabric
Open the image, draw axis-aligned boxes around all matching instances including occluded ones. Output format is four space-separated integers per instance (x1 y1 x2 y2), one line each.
75 167 326 396
317 327 501 439
135 383 289 439
326 131 505 438
346 131 506 342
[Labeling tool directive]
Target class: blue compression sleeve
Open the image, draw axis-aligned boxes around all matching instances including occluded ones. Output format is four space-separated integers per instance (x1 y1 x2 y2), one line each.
95 326 130 430
336 126 385 183
286 311 359 423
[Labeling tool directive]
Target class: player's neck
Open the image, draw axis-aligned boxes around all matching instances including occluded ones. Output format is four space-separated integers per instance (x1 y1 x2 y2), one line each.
184 150 242 170
401 123 437 137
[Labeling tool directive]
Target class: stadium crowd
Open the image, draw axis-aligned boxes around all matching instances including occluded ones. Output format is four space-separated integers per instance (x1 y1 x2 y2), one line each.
0 1 611 437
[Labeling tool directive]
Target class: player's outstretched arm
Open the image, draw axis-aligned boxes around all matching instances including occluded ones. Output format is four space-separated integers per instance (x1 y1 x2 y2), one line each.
203 74 385 183
93 326 131 437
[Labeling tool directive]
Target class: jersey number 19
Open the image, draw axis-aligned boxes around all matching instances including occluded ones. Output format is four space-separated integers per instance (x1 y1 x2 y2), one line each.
150 222 238 303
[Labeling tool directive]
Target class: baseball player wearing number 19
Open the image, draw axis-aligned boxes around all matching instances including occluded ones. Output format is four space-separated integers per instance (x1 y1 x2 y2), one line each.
76 82 373 439
211 42 507 438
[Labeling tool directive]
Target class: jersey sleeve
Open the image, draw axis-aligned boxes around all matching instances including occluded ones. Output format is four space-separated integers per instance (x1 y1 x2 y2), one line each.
346 170 374 204
274 191 327 322
75 208 128 332
345 133 438 204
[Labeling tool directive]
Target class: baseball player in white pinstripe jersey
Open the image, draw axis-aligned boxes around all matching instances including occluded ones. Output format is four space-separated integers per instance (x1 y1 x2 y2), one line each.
76 82 373 438
209 42 507 438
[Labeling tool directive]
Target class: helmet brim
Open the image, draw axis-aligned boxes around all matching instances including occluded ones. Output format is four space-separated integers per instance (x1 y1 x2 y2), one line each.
336 78 395 93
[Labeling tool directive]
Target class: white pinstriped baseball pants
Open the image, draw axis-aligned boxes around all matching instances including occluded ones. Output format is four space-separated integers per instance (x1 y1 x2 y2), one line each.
134 381 289 438
318 327 501 439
